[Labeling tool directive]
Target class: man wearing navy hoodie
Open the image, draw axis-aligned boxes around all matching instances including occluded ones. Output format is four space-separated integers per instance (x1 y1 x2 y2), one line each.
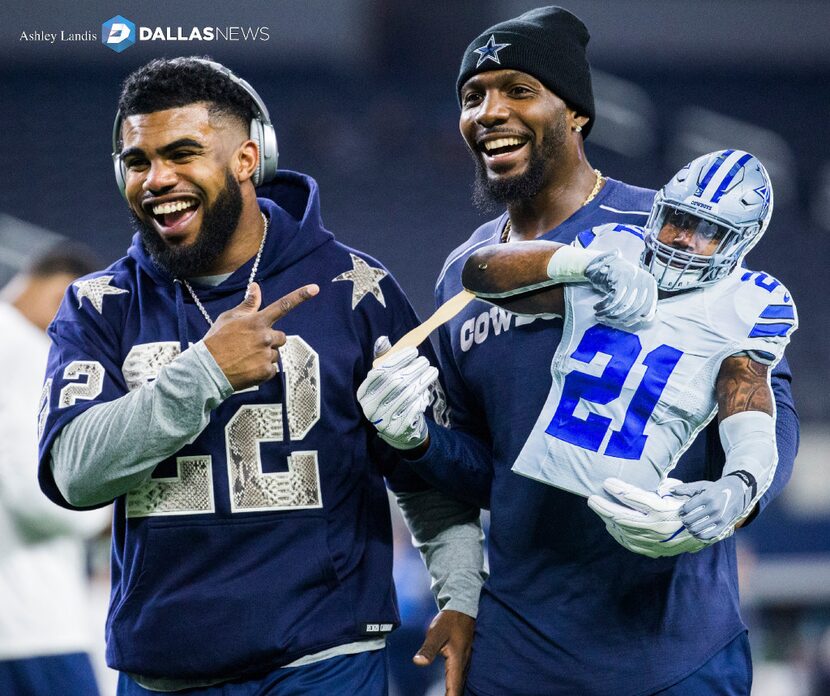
37 57 484 695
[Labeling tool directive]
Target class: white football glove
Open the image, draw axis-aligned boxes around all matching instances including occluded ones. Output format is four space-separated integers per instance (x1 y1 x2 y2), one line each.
356 337 437 450
584 250 658 328
588 478 707 558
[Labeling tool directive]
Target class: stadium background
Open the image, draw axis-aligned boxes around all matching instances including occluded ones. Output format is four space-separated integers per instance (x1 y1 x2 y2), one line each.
1 1 828 694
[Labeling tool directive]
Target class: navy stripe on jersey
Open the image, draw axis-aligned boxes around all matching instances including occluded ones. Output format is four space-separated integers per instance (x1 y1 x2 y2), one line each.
749 322 794 338
759 304 795 320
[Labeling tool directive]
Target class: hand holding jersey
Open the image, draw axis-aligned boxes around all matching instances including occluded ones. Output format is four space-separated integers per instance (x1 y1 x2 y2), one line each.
600 408 776 555
357 337 437 450
588 478 707 558
461 240 657 329
203 281 318 391
674 475 754 541
583 250 657 327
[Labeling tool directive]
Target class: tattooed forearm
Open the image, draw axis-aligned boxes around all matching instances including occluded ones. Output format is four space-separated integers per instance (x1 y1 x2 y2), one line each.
716 354 773 420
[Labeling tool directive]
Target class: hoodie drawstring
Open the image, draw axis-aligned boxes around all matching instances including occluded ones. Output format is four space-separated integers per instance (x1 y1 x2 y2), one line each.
173 279 191 353
275 351 292 443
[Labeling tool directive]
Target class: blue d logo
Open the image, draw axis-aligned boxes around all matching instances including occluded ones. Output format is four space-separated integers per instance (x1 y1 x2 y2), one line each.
102 16 135 53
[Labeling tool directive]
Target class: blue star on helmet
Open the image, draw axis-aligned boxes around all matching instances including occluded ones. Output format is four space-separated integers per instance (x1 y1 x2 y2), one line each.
473 35 511 68
753 184 770 203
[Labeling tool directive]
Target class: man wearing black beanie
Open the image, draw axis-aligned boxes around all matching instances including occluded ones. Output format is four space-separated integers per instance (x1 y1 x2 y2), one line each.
456 6 595 138
358 5 798 695
455 5 603 240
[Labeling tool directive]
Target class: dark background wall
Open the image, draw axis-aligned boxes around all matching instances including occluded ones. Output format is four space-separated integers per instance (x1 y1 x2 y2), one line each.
2 2 829 693
2 0 827 421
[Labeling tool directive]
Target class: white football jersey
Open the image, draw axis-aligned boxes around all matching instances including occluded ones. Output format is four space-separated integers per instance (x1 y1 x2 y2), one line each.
511 223 797 497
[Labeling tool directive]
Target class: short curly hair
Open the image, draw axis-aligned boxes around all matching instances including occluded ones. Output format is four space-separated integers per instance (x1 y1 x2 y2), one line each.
117 56 254 131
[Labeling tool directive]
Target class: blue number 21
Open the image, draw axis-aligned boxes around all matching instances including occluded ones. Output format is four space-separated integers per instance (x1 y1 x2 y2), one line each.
545 324 682 460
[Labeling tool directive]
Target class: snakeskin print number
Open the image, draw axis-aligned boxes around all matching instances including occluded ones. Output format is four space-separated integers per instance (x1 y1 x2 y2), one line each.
59 361 105 407
126 337 321 517
126 456 215 517
38 379 52 438
226 406 322 512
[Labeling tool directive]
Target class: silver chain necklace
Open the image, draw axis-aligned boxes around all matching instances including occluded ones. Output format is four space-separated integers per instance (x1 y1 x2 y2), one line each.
181 211 269 327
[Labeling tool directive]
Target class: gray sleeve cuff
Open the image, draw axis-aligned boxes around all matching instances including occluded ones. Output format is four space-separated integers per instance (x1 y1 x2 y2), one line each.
192 339 235 400
395 489 487 618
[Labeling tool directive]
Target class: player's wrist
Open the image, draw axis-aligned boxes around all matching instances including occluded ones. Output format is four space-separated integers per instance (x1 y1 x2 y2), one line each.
546 245 603 284
724 470 757 501
398 433 431 459
379 420 428 451
192 340 235 399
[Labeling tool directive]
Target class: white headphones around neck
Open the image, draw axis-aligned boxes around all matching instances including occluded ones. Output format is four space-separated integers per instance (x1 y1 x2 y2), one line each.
111 58 278 197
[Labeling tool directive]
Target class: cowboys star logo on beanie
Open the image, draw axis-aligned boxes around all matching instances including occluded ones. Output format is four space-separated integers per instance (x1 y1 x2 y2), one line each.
456 5 596 138
473 35 512 67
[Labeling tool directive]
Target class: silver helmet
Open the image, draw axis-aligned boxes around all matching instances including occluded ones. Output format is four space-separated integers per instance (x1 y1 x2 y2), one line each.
642 149 773 292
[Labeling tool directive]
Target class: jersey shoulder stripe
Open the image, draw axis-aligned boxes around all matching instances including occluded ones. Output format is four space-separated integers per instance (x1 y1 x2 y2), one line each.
598 204 650 217
758 304 795 320
735 271 797 337
749 322 795 338
575 229 595 248
715 270 797 357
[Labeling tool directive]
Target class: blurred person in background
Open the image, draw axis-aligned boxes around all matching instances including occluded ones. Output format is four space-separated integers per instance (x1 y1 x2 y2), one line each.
359 6 799 695
0 246 111 696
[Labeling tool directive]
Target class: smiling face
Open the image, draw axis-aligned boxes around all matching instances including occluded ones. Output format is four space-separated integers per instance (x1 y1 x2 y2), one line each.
120 103 253 276
459 69 576 208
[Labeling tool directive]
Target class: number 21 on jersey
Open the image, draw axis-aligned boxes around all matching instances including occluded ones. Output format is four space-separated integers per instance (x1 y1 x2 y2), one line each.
546 324 682 460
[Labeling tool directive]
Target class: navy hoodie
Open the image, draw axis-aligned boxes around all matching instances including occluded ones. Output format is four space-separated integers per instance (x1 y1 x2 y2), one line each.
38 171 431 680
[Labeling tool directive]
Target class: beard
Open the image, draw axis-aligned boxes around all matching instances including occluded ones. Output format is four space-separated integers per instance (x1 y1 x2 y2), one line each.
471 115 568 214
131 169 243 278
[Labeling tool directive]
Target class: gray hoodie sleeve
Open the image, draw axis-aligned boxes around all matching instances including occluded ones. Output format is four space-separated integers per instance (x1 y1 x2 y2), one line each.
50 340 234 507
395 489 487 618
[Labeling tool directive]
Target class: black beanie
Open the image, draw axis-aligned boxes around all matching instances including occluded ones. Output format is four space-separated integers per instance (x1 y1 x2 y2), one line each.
456 6 595 138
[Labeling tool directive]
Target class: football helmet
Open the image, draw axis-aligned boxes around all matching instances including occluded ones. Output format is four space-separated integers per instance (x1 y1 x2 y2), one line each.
642 149 773 291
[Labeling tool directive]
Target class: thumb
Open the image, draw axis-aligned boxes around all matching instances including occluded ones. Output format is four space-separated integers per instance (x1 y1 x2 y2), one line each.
241 282 262 312
670 482 701 498
413 632 443 667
